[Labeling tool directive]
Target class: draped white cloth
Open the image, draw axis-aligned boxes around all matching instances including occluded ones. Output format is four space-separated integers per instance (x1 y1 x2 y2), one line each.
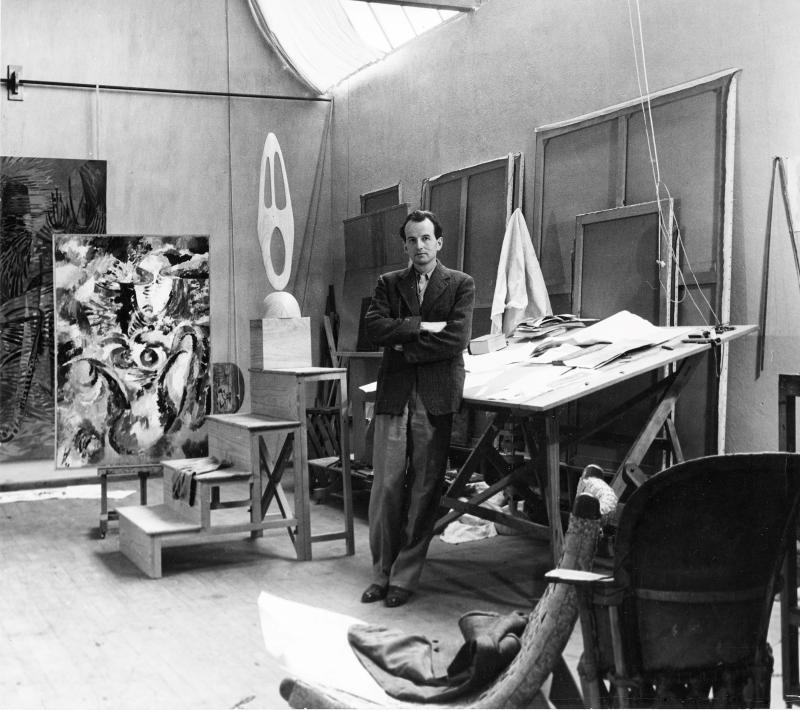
490 208 552 336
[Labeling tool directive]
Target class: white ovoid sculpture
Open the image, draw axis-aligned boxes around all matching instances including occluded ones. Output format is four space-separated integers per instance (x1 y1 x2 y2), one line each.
257 131 299 318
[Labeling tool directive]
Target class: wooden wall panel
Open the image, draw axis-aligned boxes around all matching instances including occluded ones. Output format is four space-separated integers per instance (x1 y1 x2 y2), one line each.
533 70 738 460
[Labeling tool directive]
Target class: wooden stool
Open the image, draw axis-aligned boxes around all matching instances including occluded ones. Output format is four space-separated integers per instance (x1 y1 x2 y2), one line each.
205 413 305 550
97 464 162 538
249 367 355 560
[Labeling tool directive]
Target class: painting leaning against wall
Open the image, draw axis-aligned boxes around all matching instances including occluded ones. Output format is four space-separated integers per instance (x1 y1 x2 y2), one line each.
53 235 211 469
0 156 107 463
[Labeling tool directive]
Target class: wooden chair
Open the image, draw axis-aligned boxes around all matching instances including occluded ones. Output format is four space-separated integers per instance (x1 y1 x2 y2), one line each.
548 452 800 708
278 469 617 708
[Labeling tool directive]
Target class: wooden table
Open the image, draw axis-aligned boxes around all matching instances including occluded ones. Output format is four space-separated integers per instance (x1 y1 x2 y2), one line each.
441 325 756 562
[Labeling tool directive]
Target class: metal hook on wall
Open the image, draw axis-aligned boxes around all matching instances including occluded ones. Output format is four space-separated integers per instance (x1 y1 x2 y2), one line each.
6 65 23 101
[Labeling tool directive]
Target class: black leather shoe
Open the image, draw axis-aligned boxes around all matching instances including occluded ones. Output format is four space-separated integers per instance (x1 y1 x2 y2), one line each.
384 586 412 607
360 583 387 603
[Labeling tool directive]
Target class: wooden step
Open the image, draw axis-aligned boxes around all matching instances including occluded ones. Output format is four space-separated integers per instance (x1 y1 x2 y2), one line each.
195 468 252 483
118 501 301 579
118 504 202 579
117 504 201 535
205 415 300 471
162 457 252 482
162 459 254 524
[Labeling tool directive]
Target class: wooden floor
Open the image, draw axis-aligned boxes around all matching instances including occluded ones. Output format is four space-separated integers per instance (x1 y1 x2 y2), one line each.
0 465 790 709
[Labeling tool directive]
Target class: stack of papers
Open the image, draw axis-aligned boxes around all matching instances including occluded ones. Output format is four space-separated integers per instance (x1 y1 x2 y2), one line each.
514 313 596 340
529 311 682 369
567 310 667 346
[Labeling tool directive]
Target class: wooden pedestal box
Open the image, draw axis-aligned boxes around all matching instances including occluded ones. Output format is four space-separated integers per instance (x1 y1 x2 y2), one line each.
250 317 312 370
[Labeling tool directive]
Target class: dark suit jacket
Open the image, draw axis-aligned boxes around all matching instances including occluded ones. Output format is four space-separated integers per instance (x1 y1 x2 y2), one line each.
365 262 475 416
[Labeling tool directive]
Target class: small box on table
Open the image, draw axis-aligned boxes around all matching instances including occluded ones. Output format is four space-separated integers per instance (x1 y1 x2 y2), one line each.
250 317 312 370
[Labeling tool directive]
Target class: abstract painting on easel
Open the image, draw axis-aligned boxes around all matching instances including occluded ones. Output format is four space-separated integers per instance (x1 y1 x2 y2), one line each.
0 156 107 463
53 235 211 468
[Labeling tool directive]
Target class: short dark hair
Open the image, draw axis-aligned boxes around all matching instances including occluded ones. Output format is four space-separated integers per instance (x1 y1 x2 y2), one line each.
399 209 443 241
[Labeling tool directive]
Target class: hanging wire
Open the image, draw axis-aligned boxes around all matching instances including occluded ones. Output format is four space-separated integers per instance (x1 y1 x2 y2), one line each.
94 84 101 159
224 0 239 367
626 0 719 326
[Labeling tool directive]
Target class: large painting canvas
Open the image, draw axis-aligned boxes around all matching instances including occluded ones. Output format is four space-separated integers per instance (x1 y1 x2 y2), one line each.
0 156 107 462
54 235 210 468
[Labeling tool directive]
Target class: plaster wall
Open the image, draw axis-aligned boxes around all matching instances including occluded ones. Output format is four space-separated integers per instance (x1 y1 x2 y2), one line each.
330 0 800 453
0 0 334 418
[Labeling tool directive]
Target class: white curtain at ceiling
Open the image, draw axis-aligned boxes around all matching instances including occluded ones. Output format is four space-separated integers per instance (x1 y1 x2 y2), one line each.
248 0 384 94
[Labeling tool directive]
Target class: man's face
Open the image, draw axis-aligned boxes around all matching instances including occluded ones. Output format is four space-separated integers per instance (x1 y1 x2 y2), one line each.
403 218 442 270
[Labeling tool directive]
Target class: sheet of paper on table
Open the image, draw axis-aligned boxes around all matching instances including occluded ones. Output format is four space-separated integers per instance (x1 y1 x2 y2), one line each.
463 341 531 373
531 311 695 369
463 362 583 401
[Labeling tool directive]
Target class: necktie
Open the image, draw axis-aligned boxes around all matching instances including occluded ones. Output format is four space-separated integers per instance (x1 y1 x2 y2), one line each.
416 271 429 304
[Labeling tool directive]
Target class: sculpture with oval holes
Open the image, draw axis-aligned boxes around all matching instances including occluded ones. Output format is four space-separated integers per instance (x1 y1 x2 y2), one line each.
258 132 300 317
252 132 311 369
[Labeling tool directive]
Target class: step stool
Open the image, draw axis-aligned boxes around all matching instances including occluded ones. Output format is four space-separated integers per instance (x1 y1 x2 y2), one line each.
118 415 307 578
117 504 202 578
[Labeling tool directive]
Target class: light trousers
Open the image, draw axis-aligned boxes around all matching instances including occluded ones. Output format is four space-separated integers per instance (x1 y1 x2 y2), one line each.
368 386 452 590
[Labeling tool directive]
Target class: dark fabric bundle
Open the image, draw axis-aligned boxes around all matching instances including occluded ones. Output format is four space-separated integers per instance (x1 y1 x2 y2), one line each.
347 610 528 702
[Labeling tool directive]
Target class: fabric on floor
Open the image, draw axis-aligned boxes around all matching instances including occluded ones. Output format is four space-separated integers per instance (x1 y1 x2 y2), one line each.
348 609 528 702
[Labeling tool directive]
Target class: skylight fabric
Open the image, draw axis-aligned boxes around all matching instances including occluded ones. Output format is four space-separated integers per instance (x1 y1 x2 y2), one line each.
248 0 455 94
248 0 384 93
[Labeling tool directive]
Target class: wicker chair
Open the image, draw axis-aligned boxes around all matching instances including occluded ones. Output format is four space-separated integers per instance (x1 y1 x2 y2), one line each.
548 452 800 708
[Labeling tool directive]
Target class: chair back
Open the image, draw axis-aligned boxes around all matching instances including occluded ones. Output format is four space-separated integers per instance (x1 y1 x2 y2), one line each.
609 452 800 674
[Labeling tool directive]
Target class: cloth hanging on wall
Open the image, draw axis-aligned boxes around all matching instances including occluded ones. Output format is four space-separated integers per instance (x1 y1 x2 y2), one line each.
490 208 551 337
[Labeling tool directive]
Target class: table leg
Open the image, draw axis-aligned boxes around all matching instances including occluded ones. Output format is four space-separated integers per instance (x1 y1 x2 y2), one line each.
294 387 312 561
545 413 564 563
337 373 355 555
138 471 148 505
99 474 109 538
611 355 700 498
250 434 264 539
434 410 510 534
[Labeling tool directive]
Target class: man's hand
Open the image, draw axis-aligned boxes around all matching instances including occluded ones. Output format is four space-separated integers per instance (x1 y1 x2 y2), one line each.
420 321 446 333
392 322 445 350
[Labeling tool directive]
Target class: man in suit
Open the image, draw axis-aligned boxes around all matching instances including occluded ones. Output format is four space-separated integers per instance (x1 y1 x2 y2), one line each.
362 209 475 607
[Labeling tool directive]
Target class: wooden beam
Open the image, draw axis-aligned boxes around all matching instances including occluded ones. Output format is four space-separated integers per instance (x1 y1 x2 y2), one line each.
347 0 480 11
